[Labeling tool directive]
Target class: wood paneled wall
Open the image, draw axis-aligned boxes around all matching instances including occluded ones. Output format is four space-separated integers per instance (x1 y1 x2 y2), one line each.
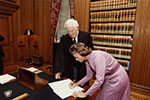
34 0 51 62
0 0 51 73
13 0 51 64
129 0 150 90
75 0 90 32
0 0 19 73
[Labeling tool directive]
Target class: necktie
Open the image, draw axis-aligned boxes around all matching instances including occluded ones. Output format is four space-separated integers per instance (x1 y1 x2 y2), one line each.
73 38 76 44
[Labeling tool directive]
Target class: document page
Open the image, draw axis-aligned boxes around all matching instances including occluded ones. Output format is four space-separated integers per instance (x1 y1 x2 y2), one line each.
26 67 39 72
48 79 84 99
26 67 42 74
0 74 16 84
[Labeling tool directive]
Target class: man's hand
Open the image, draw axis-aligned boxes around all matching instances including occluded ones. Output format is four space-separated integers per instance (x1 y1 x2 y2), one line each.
55 72 62 79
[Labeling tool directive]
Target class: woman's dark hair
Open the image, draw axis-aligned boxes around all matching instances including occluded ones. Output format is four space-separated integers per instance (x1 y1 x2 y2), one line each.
69 42 92 56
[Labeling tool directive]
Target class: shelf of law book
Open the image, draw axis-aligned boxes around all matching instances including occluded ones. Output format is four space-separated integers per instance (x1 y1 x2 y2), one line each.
91 34 133 48
90 0 137 11
89 0 137 71
90 8 136 22
94 45 130 71
90 23 135 35
94 45 131 60
117 59 130 71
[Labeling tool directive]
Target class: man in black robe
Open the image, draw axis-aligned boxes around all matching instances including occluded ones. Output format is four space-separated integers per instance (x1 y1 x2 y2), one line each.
53 19 94 81
0 34 5 74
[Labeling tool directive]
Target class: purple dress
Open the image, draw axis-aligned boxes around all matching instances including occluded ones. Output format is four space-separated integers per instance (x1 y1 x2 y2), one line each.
79 50 130 100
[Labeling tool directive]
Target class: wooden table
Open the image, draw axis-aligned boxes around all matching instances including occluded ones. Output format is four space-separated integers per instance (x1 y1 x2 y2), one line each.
16 64 98 100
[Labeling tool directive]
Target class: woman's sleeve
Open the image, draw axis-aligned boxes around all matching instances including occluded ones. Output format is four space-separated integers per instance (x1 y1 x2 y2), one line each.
86 55 106 96
79 62 94 86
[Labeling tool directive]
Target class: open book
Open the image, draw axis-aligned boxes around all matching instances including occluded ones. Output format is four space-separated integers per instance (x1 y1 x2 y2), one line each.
48 79 84 99
0 74 16 84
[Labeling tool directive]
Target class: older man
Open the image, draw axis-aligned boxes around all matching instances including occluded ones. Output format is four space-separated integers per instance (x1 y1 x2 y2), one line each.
53 19 94 81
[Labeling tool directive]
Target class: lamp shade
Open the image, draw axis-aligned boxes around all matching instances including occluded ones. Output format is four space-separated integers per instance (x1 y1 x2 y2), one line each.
24 29 34 35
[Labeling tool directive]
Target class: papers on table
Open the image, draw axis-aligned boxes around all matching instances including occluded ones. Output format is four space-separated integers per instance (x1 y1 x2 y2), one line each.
48 79 84 99
26 67 39 72
26 67 42 74
0 74 16 84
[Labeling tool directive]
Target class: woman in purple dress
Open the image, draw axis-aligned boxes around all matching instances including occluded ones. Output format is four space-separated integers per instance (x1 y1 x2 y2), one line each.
69 42 130 100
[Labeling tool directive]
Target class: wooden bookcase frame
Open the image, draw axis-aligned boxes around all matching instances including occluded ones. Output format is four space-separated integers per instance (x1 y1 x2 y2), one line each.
89 0 138 71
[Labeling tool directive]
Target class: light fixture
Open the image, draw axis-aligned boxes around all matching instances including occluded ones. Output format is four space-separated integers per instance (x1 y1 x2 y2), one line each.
24 29 33 35
24 29 34 65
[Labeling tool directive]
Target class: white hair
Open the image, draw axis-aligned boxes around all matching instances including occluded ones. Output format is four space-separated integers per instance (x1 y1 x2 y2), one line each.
64 19 79 28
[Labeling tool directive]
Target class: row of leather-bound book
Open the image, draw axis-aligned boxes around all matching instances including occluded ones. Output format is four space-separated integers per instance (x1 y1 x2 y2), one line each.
90 23 134 35
90 0 137 11
90 9 136 22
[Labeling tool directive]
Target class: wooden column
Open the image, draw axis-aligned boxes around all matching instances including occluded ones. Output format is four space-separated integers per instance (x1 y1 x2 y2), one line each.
75 0 90 32
129 0 150 91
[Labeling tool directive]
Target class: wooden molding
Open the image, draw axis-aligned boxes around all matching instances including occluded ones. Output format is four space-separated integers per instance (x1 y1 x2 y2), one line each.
130 82 150 92
0 0 19 15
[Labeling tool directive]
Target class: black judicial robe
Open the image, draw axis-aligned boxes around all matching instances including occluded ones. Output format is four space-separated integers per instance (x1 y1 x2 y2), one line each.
53 31 94 80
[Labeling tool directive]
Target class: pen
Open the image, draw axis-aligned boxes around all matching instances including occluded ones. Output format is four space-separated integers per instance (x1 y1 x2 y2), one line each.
71 80 76 88
72 80 76 84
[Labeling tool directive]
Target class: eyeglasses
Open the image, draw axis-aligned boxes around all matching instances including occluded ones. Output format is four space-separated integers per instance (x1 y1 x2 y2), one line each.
66 28 76 34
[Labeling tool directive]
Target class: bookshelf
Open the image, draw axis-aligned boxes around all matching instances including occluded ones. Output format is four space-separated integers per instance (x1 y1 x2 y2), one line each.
89 0 138 71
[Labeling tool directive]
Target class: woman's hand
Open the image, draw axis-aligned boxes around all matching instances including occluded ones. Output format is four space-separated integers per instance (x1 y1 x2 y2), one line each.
69 80 79 88
72 91 88 98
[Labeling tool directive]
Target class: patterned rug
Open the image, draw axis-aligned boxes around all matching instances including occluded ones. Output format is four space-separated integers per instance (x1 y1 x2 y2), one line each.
131 92 150 100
